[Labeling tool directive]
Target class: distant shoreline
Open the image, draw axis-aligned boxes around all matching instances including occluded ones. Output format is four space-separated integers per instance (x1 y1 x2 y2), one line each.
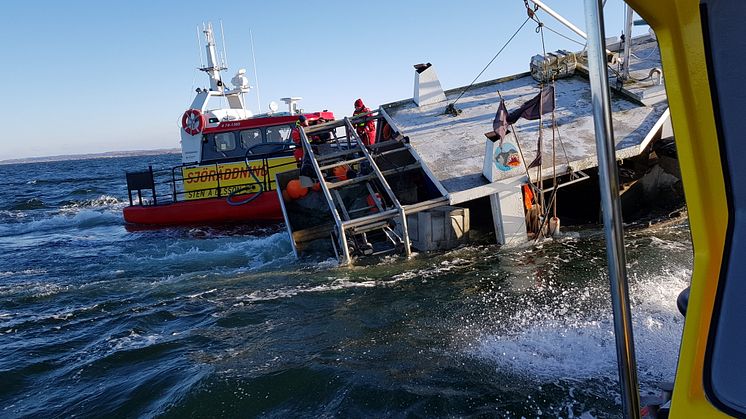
0 148 181 165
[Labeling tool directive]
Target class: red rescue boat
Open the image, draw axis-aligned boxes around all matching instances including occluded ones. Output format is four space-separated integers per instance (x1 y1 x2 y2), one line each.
122 23 333 226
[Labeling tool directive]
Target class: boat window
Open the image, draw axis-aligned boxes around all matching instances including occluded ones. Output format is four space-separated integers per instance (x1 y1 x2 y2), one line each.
266 124 293 142
214 132 236 152
240 129 263 149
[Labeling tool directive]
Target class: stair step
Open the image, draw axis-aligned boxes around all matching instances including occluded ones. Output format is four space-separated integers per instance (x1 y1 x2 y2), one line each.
379 162 422 177
316 148 362 164
318 148 408 171
342 208 399 230
326 173 378 190
324 162 422 190
319 156 368 171
402 197 449 214
349 220 390 235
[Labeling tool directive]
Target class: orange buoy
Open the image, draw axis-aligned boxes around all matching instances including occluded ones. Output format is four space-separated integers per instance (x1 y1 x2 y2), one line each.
382 123 392 141
286 179 308 199
311 182 321 192
333 165 348 181
366 193 382 213
281 189 291 203
522 184 534 211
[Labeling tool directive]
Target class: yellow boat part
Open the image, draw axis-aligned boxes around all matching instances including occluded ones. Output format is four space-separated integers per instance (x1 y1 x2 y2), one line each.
626 1 730 417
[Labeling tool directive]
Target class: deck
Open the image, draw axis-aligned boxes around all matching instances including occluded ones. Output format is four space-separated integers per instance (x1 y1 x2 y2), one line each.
383 36 668 204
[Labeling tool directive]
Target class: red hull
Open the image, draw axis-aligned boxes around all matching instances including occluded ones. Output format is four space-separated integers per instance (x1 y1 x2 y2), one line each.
123 192 282 225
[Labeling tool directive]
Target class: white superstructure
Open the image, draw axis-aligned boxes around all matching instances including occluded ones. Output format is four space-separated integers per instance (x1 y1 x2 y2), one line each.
179 23 254 164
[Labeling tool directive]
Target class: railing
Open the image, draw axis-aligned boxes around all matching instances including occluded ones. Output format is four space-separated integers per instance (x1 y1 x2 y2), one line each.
125 146 298 206
125 113 402 207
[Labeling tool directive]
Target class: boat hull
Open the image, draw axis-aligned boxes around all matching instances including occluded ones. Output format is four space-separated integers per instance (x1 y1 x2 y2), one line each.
122 192 282 226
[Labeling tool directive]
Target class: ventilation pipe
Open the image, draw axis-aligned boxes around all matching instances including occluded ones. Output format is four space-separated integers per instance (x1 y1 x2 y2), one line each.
413 63 446 107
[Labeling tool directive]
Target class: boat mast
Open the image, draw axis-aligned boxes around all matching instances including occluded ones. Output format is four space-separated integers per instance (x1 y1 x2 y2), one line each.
583 0 641 418
621 4 634 81
530 0 588 39
200 23 227 92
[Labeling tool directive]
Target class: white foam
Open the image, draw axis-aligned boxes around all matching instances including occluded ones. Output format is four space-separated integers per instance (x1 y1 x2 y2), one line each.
469 267 689 386
60 194 123 212
108 330 161 351
390 257 474 282
647 236 689 252
188 288 218 299
0 269 47 278
144 231 294 274
0 281 65 298
0 210 28 220
234 275 406 303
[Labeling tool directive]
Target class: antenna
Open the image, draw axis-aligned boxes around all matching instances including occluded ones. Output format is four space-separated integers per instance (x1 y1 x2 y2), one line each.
196 25 204 68
250 29 262 112
220 20 228 69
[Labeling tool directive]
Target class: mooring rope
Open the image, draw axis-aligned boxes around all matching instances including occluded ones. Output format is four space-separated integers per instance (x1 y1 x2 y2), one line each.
446 16 532 113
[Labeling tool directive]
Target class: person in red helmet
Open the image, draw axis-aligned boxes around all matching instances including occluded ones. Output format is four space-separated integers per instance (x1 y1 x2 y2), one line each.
352 98 376 146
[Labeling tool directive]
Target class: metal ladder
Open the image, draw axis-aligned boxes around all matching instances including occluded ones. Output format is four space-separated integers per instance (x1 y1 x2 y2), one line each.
298 117 412 265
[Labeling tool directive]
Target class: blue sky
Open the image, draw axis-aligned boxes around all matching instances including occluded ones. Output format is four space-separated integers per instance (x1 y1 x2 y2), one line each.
0 0 633 160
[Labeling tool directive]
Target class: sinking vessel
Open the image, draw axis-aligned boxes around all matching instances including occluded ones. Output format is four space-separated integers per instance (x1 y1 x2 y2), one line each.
277 3 675 265
122 23 333 226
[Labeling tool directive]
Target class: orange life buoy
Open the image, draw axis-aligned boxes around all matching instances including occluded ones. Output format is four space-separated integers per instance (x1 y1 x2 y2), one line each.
382 123 392 141
333 165 349 181
522 184 534 211
286 179 308 199
366 193 382 213
182 109 205 136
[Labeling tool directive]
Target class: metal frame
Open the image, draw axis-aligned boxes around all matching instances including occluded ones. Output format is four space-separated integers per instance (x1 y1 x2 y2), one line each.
379 107 450 198
584 0 641 417
298 124 352 264
343 117 412 259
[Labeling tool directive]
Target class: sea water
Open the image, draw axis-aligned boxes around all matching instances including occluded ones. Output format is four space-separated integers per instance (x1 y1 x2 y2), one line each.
0 154 691 418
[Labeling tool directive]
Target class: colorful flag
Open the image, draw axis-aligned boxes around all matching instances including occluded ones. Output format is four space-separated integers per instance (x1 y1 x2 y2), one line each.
492 99 510 144
507 85 555 124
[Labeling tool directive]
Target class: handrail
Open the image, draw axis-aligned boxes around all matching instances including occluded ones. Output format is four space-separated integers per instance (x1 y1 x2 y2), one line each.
131 147 297 206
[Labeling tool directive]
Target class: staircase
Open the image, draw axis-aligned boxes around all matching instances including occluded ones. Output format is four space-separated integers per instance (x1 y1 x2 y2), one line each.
298 117 414 265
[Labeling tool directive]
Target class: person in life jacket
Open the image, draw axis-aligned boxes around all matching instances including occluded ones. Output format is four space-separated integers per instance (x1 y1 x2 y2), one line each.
353 98 376 146
291 115 310 162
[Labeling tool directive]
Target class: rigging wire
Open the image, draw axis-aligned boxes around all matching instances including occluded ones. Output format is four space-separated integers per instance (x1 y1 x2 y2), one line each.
535 12 548 224
250 29 262 112
542 24 586 47
550 76 558 221
447 16 532 110
196 25 205 68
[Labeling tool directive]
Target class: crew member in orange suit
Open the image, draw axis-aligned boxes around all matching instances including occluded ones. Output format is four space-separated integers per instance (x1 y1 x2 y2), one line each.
352 98 376 146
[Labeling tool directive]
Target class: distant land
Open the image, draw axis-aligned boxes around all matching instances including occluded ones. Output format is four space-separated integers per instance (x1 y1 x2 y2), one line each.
0 148 181 165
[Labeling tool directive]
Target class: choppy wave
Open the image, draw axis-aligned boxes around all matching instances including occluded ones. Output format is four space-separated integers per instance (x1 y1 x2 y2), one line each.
233 275 405 304
0 269 48 279
0 209 121 237
134 231 294 274
0 280 67 300
0 155 695 417
6 197 46 211
60 195 122 210
470 265 688 387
